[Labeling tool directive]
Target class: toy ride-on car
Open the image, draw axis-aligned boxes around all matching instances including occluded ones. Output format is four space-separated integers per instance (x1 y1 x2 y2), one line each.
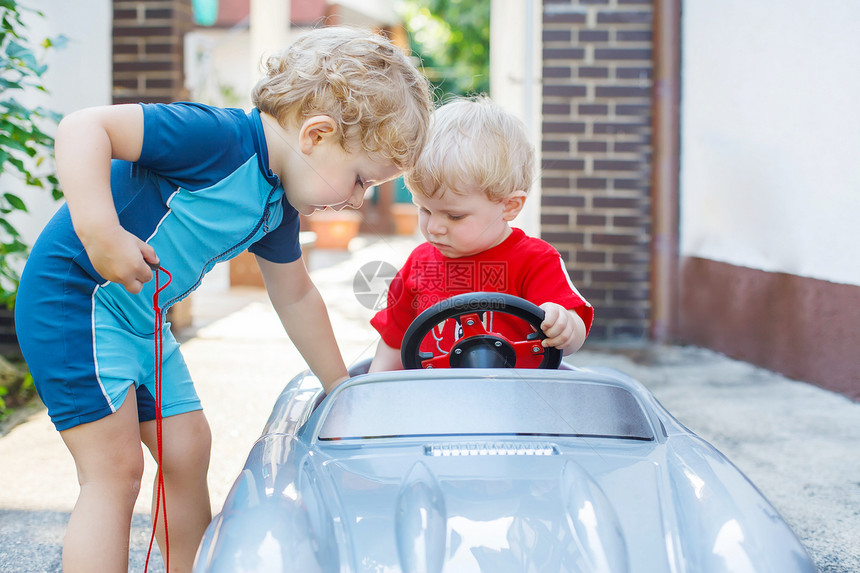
192 293 816 573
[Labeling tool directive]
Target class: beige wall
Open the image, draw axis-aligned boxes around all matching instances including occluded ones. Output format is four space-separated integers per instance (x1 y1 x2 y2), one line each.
490 0 542 237
680 0 860 287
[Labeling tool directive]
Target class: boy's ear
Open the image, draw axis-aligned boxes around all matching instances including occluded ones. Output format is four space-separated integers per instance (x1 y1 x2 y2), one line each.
501 191 528 221
298 115 338 154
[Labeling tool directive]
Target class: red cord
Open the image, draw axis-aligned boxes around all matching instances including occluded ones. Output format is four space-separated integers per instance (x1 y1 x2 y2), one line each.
146 266 172 572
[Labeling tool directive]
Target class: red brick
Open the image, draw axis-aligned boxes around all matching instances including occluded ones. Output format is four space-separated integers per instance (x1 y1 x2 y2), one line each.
541 176 571 189
616 30 652 42
595 85 651 98
594 48 652 61
616 66 652 79
543 66 573 79
577 214 608 226
541 213 571 225
577 251 607 264
613 141 645 153
594 122 647 135
577 140 608 152
543 47 586 60
576 176 608 188
543 232 585 245
542 195 586 208
542 121 586 134
592 269 649 282
543 102 572 115
542 141 571 153
543 30 572 42
593 196 643 209
596 11 652 24
543 159 586 171
543 84 588 97
580 30 609 42
543 12 587 25
113 25 173 37
615 104 650 116
613 177 649 190
578 66 610 79
595 159 641 171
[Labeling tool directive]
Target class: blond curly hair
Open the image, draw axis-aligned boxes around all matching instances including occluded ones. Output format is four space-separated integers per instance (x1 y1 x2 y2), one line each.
405 95 535 202
252 26 433 171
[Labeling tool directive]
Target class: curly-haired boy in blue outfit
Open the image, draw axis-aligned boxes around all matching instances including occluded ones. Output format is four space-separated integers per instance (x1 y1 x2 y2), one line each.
14 27 431 572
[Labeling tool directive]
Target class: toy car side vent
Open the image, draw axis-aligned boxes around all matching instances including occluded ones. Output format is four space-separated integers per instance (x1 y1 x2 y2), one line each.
424 441 559 456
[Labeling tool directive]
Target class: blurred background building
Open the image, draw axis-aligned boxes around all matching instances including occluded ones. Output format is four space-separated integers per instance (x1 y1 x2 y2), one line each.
9 0 860 398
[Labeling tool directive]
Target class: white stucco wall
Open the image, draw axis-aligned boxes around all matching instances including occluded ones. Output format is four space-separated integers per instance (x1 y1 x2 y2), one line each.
186 27 254 109
679 0 860 286
490 0 542 237
5 0 112 247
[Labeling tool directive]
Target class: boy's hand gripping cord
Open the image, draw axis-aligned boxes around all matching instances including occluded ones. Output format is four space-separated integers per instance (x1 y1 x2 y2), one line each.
146 265 172 572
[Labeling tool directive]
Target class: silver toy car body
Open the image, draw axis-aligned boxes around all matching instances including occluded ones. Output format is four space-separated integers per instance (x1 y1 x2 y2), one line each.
192 365 816 572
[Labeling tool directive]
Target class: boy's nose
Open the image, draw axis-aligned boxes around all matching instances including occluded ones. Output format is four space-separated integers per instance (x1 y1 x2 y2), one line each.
347 188 364 209
426 214 446 235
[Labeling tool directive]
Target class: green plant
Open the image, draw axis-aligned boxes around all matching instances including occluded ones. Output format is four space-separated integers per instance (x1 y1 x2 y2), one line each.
1 0 64 308
399 0 491 97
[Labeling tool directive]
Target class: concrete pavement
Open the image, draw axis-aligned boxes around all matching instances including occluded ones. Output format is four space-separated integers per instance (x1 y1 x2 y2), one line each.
1 234 858 572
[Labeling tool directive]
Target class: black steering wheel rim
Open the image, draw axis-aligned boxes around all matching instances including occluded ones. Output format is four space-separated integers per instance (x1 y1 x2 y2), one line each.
401 292 563 370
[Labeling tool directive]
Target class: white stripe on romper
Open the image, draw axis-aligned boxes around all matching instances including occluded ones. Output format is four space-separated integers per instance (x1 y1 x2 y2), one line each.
90 283 116 413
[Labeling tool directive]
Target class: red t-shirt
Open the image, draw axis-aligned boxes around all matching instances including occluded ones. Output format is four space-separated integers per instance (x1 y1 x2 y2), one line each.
371 228 593 367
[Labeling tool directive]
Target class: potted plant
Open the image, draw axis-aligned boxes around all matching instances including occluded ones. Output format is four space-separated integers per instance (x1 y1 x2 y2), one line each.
306 209 361 250
390 176 418 235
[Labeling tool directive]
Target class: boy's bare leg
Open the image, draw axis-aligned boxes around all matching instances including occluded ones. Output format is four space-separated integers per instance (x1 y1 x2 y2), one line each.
141 409 212 572
60 386 144 573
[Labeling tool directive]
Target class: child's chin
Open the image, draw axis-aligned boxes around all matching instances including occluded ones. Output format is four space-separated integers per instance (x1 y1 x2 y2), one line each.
430 243 465 258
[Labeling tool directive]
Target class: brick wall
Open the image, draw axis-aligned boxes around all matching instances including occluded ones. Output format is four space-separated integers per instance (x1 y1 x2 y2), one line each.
112 0 193 104
540 0 654 340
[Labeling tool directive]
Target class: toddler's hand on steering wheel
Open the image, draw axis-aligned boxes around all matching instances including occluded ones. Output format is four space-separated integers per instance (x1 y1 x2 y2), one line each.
539 302 579 351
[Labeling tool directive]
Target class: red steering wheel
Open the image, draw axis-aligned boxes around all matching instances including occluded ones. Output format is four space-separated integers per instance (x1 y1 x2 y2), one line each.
400 292 563 370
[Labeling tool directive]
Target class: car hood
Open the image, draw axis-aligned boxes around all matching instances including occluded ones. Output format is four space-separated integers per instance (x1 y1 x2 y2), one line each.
317 441 658 572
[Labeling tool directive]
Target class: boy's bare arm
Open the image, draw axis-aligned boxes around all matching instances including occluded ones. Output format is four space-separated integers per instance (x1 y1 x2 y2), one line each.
257 256 350 393
539 302 588 356
369 340 403 372
55 104 158 293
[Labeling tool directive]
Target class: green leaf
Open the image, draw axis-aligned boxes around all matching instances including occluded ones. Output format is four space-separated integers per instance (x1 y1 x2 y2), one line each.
5 39 30 59
0 218 19 235
0 78 23 90
0 238 27 254
6 155 26 173
3 193 26 212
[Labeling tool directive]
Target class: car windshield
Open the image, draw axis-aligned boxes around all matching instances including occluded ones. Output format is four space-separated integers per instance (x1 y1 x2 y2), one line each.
317 374 654 441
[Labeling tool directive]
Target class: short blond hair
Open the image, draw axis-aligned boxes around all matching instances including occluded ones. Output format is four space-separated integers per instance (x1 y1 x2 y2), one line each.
405 95 535 201
252 26 433 171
